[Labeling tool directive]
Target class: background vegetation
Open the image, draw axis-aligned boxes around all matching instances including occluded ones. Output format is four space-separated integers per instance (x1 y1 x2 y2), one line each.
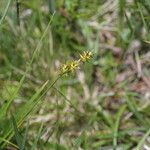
0 0 150 149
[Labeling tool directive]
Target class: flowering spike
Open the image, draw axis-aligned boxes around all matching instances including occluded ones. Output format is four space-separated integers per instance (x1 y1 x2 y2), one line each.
59 51 93 75
69 60 80 72
60 60 80 74
79 51 93 62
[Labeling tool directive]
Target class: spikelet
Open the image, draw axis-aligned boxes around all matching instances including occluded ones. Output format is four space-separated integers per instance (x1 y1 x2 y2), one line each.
60 51 93 75
79 51 93 62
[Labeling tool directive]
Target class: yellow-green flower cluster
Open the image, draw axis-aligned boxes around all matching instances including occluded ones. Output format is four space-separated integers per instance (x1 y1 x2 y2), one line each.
79 51 93 62
61 60 80 74
60 51 93 75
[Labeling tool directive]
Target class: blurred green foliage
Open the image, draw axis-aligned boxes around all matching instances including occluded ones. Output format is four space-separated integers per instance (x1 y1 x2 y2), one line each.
0 0 150 149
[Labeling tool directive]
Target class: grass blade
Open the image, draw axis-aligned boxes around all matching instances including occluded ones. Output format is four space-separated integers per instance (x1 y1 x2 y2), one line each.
113 105 126 148
11 114 23 149
21 121 29 150
136 128 150 150
118 0 126 30
125 94 149 129
0 137 19 149
137 2 148 32
31 123 44 150
0 0 11 26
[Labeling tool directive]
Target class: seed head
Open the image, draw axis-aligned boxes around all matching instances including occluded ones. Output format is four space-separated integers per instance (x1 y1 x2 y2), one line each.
60 60 80 74
59 51 93 75
79 51 93 62
61 64 69 74
69 60 80 72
